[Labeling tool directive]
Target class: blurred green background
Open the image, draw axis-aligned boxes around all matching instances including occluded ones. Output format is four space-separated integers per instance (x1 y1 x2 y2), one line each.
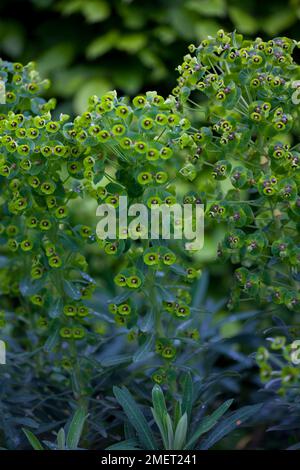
1 0 300 115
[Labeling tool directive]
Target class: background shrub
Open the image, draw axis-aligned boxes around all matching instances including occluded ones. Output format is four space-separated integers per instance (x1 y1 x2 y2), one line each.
0 0 300 113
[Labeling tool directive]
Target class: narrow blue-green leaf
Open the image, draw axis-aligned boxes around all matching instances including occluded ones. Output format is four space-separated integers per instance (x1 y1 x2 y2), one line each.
113 386 157 450
49 298 63 319
164 413 174 450
174 413 188 450
57 428 65 450
101 354 132 367
66 407 87 450
151 385 168 448
287 442 300 450
22 428 44 450
106 438 140 450
63 280 81 300
151 408 168 449
152 385 168 421
139 308 154 332
199 403 262 450
19 278 44 297
43 319 60 352
133 334 154 362
182 373 193 421
185 399 233 449
109 290 131 305
192 269 209 308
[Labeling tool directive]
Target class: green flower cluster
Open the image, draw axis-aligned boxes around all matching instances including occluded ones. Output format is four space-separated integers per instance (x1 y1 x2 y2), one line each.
257 336 300 395
0 60 97 357
0 61 203 381
67 90 203 377
175 31 300 312
1 32 300 384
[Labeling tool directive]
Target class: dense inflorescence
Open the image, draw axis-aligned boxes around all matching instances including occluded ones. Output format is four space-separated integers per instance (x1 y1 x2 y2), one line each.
257 336 300 396
175 31 300 313
0 62 203 384
1 32 300 390
68 90 204 381
0 60 99 364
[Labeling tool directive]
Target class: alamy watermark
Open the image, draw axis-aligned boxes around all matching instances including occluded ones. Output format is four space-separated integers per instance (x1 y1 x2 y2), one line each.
96 196 204 251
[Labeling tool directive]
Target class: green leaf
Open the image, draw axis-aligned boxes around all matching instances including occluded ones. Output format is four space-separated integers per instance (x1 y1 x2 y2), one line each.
151 408 168 449
133 334 154 362
263 10 295 35
109 290 132 305
82 0 110 23
287 442 300 450
139 308 154 332
74 78 110 114
37 43 75 75
151 385 168 448
106 438 140 450
192 269 209 308
61 0 110 23
101 354 132 368
49 298 63 319
174 401 182 429
57 428 65 450
195 19 220 40
168 7 196 39
117 34 147 54
43 319 60 352
19 278 44 297
186 0 226 17
152 385 168 422
63 280 82 300
182 373 194 421
66 407 87 450
199 403 262 449
164 413 174 450
22 428 44 450
228 7 259 34
113 386 157 450
86 30 119 59
185 399 233 449
174 413 188 450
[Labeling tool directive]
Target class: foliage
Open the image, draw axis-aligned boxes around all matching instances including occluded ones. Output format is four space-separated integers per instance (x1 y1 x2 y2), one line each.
175 31 300 313
23 379 262 450
0 1 300 113
0 30 300 450
23 406 87 450
257 334 300 394
110 382 262 450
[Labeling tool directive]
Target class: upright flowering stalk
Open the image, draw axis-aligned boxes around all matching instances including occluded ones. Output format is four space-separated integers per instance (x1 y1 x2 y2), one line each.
71 91 204 384
0 60 98 405
175 31 300 313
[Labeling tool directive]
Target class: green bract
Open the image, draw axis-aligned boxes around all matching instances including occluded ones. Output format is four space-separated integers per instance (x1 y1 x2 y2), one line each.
1 35 300 450
175 31 300 312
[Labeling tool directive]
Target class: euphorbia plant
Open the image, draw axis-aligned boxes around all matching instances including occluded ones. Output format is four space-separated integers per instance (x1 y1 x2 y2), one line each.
71 31 300 386
0 59 203 391
1 31 300 400
174 31 300 313
0 60 100 404
66 89 204 384
110 380 261 451
257 336 300 394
